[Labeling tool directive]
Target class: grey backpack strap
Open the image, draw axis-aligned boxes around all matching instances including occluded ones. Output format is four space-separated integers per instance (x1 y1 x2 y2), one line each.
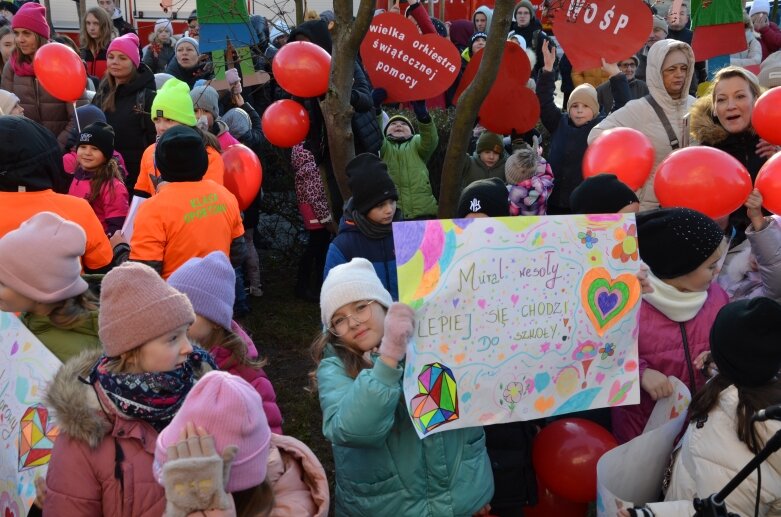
644 94 679 150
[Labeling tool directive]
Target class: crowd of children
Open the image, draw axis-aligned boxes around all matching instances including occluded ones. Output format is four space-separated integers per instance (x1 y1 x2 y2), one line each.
1 0 781 515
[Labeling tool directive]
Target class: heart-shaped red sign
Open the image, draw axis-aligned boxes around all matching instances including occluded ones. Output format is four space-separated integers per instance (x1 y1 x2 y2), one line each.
553 0 653 71
360 12 462 103
454 42 540 135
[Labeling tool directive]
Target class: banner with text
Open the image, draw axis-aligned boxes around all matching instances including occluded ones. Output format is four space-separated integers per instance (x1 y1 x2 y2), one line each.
394 215 642 438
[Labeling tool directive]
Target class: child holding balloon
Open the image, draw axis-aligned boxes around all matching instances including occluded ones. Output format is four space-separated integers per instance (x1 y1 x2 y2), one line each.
612 207 729 444
311 257 494 516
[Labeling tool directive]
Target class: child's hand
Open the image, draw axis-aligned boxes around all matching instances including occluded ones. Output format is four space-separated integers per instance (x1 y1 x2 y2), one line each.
110 230 128 248
756 138 779 159
745 188 768 231
637 263 654 294
601 58 620 77
542 40 556 72
379 303 415 364
641 369 673 400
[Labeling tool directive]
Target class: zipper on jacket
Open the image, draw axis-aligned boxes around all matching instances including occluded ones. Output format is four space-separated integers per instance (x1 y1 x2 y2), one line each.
679 322 696 394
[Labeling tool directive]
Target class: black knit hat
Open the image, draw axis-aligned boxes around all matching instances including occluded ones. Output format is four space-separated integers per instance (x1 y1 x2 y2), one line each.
710 297 781 387
78 122 115 162
0 116 66 193
155 126 208 182
637 208 724 279
346 153 398 214
457 177 510 218
569 174 639 214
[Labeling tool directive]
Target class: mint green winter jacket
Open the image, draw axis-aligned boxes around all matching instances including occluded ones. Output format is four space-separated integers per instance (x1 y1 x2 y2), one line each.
317 346 494 517
380 119 439 219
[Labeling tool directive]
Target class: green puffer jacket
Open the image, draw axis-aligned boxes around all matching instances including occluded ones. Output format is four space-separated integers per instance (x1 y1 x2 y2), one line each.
380 119 439 219
317 346 494 517
22 310 101 363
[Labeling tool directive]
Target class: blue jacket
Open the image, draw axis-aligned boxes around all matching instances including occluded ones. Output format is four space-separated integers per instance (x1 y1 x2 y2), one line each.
317 347 494 516
323 201 399 300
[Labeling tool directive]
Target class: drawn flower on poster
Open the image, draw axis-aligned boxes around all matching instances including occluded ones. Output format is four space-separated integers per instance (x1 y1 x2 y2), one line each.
578 229 599 249
612 224 639 263
600 343 616 360
500 381 525 414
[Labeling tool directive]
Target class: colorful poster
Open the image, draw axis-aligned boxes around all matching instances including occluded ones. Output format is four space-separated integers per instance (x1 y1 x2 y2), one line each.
0 312 62 515
394 215 642 438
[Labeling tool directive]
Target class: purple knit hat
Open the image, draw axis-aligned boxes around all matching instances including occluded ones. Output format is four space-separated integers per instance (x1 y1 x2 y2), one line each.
167 251 235 331
154 370 271 491
0 212 88 303
12 3 49 39
107 33 141 68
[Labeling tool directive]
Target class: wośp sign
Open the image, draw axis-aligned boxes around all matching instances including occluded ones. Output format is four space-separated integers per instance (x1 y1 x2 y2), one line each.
360 12 461 103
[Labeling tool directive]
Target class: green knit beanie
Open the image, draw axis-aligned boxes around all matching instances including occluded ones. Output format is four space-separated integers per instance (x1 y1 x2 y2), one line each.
150 78 197 126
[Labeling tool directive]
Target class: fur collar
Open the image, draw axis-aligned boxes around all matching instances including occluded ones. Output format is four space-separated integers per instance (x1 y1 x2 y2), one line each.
689 94 758 146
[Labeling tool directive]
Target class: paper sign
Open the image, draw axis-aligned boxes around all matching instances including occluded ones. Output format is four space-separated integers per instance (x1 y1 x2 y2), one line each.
360 12 461 103
394 215 642 439
0 312 62 515
597 377 691 516
454 42 540 135
120 195 147 242
553 0 653 71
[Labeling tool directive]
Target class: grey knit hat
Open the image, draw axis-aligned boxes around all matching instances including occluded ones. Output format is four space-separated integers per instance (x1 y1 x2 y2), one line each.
190 85 220 117
222 107 251 139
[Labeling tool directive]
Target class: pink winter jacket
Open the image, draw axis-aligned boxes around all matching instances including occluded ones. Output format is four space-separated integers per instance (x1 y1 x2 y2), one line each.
43 350 165 517
63 149 128 176
611 283 728 444
210 321 284 434
68 167 130 234
267 434 330 517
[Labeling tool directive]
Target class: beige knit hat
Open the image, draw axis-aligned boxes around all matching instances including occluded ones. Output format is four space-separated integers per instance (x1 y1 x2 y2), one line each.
0 212 88 303
99 262 195 357
567 83 599 119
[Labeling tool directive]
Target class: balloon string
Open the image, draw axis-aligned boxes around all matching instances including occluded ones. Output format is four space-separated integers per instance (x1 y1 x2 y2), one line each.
73 102 81 133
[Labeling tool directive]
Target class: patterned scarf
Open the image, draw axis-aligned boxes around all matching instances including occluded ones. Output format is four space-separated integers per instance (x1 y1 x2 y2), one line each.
86 346 216 431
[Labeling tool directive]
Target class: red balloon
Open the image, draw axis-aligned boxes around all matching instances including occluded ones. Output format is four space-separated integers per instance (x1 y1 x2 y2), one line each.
654 147 753 219
532 418 617 503
583 127 655 190
261 99 310 148
752 87 781 145
272 41 331 98
222 144 262 211
525 479 589 517
755 152 781 214
33 43 87 102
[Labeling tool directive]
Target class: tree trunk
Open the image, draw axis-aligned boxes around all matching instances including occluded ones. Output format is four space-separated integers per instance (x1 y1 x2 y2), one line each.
295 0 304 25
320 0 375 200
437 0 513 218
43 0 54 35
78 0 87 26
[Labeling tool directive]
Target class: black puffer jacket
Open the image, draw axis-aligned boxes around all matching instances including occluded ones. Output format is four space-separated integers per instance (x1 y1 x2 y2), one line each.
165 56 214 89
92 63 157 188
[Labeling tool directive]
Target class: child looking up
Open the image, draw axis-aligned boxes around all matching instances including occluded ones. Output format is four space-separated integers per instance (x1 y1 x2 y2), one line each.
311 258 493 516
69 122 129 235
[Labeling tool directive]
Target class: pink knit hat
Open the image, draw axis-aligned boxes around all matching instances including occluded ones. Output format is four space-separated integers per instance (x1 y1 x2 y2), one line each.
12 3 50 40
0 212 88 303
154 370 271 492
99 262 195 357
107 33 141 68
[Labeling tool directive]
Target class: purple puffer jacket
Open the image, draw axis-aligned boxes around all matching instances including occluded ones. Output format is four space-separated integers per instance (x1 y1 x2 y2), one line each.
611 283 728 444
210 321 284 434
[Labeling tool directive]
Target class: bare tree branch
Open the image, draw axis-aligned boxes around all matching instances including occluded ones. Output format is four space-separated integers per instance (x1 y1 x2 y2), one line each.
437 0 514 218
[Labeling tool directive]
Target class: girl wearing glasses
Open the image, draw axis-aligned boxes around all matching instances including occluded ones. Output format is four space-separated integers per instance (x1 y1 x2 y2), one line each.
311 257 494 517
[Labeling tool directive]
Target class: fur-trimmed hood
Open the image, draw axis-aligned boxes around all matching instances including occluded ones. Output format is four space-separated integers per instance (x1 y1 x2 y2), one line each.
689 94 731 146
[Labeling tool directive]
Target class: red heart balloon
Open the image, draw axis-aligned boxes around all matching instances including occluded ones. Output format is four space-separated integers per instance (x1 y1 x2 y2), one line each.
583 127 655 190
33 43 87 102
360 12 462 103
272 41 331 98
553 0 652 71
261 99 310 148
454 42 540 135
222 144 263 211
752 88 781 146
654 147 753 219
755 152 781 215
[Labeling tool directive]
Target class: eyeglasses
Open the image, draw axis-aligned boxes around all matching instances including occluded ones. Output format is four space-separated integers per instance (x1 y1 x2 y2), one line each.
329 300 376 336
619 63 637 69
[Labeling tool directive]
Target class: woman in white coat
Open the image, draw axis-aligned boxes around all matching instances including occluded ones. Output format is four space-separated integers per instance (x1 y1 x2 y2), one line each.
621 297 781 517
588 40 696 211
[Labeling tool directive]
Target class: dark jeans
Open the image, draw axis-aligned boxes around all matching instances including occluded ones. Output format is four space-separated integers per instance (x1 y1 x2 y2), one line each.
297 229 331 294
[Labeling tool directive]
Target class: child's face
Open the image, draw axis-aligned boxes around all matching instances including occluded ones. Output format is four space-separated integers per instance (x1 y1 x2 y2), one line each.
666 241 726 293
129 324 193 373
188 315 216 345
386 120 412 140
331 300 386 353
195 108 214 128
157 28 171 43
154 117 181 137
569 102 594 127
77 144 107 170
0 281 37 313
474 12 487 32
366 199 397 225
479 149 500 168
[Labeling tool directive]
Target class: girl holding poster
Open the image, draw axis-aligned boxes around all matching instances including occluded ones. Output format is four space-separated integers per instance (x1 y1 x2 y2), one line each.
311 258 494 516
